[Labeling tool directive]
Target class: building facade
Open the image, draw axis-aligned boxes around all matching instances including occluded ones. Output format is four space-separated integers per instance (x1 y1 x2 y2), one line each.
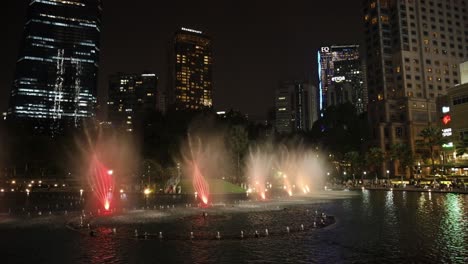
436 82 468 174
108 73 159 132
8 0 102 133
318 45 367 114
169 27 213 111
363 0 468 175
275 81 317 133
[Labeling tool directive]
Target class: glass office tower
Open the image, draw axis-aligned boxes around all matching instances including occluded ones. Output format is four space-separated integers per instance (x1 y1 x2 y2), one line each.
8 0 102 133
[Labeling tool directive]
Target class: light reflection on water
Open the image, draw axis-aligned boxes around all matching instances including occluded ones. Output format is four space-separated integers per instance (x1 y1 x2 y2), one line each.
1 191 467 263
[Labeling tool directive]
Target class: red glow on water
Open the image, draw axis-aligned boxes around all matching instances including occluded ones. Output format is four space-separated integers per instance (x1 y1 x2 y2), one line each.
89 157 115 211
192 162 209 205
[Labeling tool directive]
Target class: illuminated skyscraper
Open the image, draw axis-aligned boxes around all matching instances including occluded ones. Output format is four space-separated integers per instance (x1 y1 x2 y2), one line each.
169 27 213 111
275 81 317 133
8 0 102 133
363 0 467 162
108 73 159 133
318 45 367 114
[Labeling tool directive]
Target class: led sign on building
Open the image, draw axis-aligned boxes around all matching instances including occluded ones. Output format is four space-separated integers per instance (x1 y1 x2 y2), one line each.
442 115 451 125
442 142 454 148
331 76 346 83
442 128 452 137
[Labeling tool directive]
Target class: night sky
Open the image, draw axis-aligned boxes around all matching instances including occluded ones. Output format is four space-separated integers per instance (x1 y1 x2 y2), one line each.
3 0 363 119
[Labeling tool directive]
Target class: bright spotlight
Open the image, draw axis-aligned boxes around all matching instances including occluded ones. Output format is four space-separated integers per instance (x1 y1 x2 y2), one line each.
104 200 110 210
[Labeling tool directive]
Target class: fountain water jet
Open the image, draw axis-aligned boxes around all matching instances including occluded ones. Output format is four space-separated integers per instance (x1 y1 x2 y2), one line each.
186 135 210 205
88 156 115 211
245 146 273 200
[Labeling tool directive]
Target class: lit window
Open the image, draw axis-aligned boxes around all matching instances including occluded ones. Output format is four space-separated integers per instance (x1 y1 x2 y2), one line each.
381 15 389 23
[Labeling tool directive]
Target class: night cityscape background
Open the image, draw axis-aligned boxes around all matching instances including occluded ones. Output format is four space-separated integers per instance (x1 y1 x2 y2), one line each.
3 0 362 119
0 1 467 263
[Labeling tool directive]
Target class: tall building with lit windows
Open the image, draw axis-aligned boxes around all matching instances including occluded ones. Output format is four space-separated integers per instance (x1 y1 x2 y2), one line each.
7 0 102 134
169 27 213 111
318 45 367 115
275 81 317 133
363 0 467 176
108 73 159 133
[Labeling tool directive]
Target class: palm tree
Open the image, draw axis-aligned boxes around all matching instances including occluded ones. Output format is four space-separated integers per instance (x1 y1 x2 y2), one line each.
416 127 447 173
455 139 468 157
344 151 360 182
365 147 385 180
390 143 414 185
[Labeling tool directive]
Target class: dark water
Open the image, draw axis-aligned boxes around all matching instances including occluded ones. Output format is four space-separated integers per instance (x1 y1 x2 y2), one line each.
1 191 467 263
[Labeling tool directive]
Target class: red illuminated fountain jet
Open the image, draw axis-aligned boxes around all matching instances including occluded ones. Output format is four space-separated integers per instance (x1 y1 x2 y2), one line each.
89 156 115 211
188 135 210 206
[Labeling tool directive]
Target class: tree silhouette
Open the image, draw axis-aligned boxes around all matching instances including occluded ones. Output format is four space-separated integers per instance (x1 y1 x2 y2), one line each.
390 143 414 183
416 127 447 173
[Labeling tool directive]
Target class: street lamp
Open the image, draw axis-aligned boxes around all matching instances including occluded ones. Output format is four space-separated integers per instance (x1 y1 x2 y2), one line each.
177 162 181 179
386 170 390 182
144 188 151 206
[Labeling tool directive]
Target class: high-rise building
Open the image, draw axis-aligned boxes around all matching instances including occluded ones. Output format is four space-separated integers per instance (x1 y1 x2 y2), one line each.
8 0 102 133
363 0 467 175
461 61 468 85
108 73 159 132
318 45 367 114
169 27 213 111
275 81 317 133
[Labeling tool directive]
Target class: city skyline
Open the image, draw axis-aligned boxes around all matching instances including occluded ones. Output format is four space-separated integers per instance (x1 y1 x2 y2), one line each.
3 0 362 119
